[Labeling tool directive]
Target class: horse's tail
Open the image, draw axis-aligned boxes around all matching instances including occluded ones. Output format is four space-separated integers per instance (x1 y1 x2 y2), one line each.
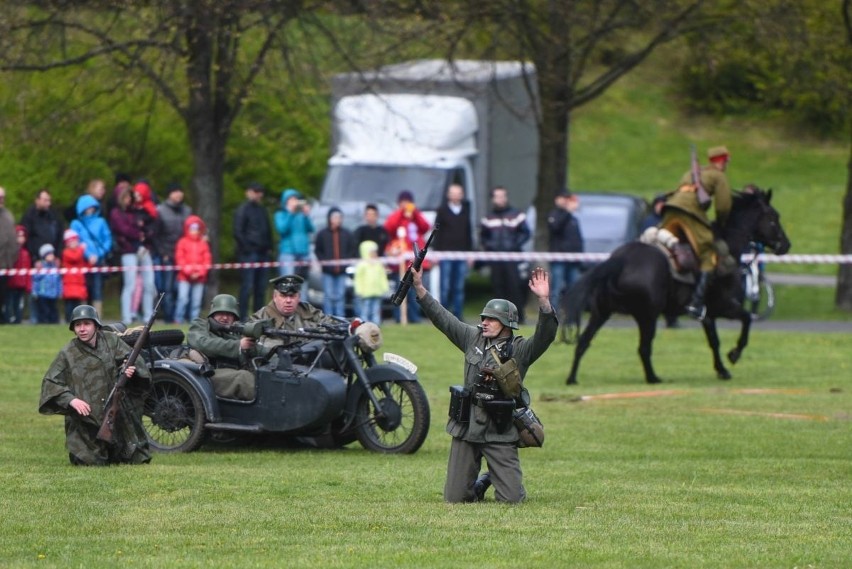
558 256 627 344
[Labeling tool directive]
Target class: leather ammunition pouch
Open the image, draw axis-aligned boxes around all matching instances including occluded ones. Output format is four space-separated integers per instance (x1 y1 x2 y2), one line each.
448 385 471 424
487 347 522 398
482 400 515 433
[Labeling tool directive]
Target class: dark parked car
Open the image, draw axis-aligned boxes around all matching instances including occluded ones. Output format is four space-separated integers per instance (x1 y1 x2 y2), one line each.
572 191 648 254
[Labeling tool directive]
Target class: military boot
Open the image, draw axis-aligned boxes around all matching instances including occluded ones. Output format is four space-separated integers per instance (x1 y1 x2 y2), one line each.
473 471 492 501
686 271 712 320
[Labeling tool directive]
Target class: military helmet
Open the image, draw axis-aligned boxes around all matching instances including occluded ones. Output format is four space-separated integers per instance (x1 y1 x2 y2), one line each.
68 304 102 331
480 298 519 330
209 294 240 318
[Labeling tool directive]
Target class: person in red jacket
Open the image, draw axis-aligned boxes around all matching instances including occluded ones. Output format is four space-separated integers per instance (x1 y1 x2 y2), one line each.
174 215 211 323
6 225 33 324
61 229 91 323
383 190 432 323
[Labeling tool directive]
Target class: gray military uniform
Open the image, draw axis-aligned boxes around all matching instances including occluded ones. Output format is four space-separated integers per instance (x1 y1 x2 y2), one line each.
417 293 557 503
39 330 152 465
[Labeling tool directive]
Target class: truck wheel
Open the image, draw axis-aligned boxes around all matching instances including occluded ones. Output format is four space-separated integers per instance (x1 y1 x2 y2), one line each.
355 380 430 454
142 371 206 453
120 329 186 347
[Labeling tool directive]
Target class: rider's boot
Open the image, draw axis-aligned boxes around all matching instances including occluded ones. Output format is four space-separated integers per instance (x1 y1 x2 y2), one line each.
686 271 712 320
473 471 492 501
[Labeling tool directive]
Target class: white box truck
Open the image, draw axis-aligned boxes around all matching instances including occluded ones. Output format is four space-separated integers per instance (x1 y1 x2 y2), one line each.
319 59 540 232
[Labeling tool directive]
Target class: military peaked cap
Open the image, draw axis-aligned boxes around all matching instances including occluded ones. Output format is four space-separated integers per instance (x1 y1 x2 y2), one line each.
270 274 304 294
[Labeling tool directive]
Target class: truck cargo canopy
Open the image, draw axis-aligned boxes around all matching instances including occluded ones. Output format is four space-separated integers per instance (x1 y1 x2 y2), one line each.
330 94 478 166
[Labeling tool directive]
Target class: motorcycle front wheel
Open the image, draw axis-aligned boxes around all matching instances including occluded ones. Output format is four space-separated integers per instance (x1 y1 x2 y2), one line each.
355 380 430 454
142 371 207 453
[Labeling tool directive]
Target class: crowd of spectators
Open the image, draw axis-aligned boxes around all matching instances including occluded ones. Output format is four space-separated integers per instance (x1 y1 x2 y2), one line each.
0 176 584 327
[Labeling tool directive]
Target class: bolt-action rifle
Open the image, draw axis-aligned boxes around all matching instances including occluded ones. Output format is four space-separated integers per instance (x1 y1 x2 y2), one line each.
690 144 712 209
390 225 439 306
96 293 164 443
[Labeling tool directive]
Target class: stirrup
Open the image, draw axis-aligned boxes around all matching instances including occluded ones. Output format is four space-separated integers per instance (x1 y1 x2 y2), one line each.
686 303 706 321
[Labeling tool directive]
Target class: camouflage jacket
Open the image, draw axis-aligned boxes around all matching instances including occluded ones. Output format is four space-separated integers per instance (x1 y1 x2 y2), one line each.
417 293 557 444
39 330 152 463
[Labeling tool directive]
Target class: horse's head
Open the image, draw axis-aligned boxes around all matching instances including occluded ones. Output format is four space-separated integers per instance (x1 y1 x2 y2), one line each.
735 187 791 255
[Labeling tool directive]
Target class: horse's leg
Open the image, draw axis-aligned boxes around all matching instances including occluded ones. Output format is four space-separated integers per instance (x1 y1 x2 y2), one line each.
700 318 731 380
635 315 662 384
566 311 611 385
727 308 752 365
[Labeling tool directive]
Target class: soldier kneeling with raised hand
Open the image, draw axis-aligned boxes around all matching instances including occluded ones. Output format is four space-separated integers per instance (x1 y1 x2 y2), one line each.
188 294 264 401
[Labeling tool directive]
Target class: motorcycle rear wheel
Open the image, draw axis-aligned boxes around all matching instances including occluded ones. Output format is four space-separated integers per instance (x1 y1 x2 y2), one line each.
142 371 207 453
355 380 430 454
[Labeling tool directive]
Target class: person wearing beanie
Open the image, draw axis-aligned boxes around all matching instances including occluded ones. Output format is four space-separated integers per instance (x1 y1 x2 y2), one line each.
32 243 61 324
61 229 91 323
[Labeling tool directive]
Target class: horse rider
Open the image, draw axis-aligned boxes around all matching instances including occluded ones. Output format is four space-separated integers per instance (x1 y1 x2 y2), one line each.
660 145 733 319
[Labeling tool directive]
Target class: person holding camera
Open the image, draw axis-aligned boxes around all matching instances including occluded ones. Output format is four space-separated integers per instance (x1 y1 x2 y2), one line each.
187 294 262 401
411 265 556 503
274 188 314 286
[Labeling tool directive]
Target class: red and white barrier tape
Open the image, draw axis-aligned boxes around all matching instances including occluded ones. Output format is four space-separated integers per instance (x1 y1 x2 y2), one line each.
2 251 851 277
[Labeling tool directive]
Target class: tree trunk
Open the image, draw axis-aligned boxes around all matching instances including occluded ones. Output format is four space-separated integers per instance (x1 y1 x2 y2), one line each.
188 117 226 299
836 127 852 310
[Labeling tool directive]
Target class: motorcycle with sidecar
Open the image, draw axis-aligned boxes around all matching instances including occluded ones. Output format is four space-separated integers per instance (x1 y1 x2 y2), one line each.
113 319 431 454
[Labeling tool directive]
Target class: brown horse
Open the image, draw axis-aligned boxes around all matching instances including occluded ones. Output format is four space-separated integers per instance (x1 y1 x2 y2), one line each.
561 188 791 384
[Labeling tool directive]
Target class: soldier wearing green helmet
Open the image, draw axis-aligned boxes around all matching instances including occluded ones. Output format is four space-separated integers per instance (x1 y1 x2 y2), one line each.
412 265 557 504
188 294 265 401
40 304 152 465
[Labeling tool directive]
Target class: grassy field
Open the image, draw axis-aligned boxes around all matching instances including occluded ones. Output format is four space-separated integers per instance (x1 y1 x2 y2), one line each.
1 321 850 568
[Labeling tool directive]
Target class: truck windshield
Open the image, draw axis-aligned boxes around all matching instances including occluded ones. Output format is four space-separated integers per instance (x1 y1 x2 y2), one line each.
321 165 451 210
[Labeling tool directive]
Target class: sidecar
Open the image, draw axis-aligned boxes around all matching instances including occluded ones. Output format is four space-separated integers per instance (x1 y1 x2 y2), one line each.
116 327 431 455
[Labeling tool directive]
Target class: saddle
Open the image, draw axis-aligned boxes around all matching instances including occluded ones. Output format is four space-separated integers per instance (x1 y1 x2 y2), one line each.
640 227 697 284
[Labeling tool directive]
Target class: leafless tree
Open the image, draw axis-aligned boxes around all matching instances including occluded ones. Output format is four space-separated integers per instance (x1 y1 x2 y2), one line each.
0 1 312 285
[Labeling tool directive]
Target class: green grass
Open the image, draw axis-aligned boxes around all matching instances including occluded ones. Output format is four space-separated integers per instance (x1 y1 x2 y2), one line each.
2 322 850 568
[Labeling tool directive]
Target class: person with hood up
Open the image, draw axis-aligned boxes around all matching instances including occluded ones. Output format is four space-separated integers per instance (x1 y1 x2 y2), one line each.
60 229 91 323
174 215 212 324
314 207 356 316
70 194 113 316
353 240 389 323
274 188 314 285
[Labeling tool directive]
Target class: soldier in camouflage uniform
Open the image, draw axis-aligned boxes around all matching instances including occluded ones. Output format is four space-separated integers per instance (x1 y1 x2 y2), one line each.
661 145 733 319
412 266 557 503
249 274 340 350
39 305 152 466
188 294 263 401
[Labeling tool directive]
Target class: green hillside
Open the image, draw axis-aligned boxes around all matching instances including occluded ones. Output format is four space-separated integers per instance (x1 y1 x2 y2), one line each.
570 48 847 273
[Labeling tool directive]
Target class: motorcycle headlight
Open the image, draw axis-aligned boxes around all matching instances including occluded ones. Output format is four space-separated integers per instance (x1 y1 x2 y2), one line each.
355 322 383 353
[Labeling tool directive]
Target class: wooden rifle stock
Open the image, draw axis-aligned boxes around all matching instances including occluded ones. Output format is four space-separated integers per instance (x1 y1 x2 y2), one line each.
390 225 438 306
690 144 712 208
96 293 164 443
